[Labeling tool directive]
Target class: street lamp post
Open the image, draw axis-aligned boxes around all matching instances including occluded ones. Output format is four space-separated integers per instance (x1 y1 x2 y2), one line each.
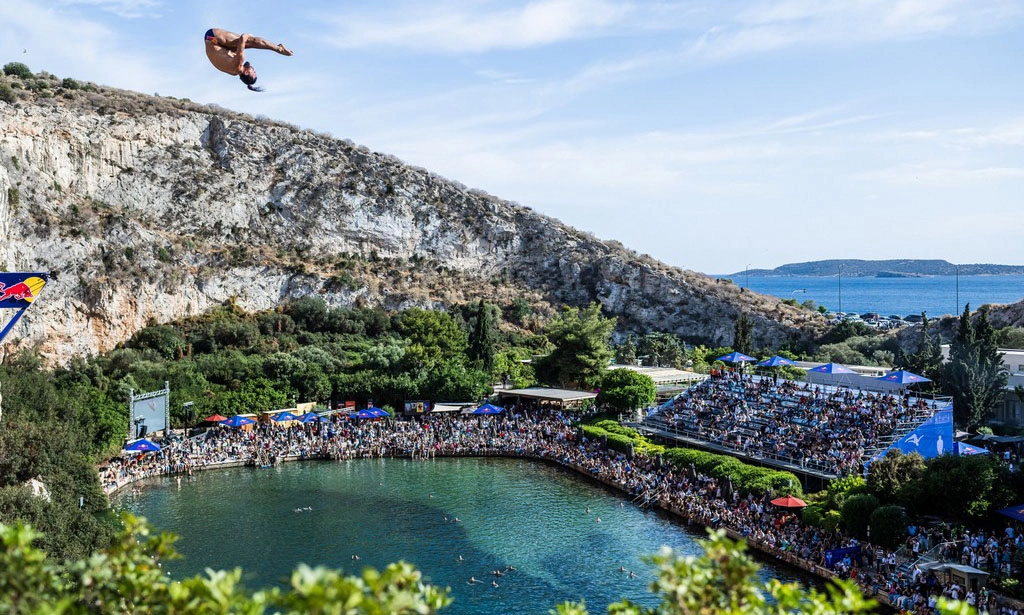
838 264 843 315
955 264 960 315
745 264 751 290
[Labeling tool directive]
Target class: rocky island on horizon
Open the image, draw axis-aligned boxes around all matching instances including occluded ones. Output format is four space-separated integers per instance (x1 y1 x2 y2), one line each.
733 259 1024 278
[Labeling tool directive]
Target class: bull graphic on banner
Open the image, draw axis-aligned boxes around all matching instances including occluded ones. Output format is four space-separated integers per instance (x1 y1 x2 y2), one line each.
0 273 49 345
872 404 954 462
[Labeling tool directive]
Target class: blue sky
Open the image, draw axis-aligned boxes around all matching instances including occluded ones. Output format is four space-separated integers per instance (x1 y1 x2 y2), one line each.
2 1 1023 275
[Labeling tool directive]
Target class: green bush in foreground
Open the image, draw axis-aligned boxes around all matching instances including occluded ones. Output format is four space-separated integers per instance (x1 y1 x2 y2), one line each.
3 515 974 615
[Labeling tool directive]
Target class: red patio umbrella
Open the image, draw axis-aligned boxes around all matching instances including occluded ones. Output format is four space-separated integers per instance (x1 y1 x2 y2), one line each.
203 414 228 423
770 495 808 508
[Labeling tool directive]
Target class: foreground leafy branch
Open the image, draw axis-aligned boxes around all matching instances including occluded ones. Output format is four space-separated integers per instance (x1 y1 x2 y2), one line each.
0 516 973 615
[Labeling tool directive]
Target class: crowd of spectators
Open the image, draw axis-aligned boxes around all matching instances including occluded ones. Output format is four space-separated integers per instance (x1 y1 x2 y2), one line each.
100 405 1019 615
650 372 940 476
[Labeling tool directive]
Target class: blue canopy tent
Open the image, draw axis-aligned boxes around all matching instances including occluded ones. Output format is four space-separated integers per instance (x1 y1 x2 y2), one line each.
955 441 990 456
352 407 389 419
877 369 931 385
716 351 756 364
124 438 161 453
756 355 797 368
220 415 256 428
271 411 299 422
809 362 856 374
471 403 504 415
298 412 321 423
997 505 1024 523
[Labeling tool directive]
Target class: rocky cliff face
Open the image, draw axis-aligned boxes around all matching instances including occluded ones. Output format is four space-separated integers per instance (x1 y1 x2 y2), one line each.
0 80 824 364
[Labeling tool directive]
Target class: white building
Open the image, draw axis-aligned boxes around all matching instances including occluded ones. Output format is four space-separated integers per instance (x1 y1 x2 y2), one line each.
941 344 1024 426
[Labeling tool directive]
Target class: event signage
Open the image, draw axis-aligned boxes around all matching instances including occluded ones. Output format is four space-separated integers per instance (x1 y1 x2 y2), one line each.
0 272 48 344
403 400 430 415
129 382 170 439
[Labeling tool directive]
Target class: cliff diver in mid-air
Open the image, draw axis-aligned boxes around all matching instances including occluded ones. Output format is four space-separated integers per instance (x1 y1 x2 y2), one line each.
204 28 293 91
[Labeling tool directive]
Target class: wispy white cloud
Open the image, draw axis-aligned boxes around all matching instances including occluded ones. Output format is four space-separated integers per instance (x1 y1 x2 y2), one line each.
864 164 1024 187
57 0 162 19
316 0 637 52
687 0 1023 62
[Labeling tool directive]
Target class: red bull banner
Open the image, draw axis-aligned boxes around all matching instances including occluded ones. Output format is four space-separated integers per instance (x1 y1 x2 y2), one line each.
0 272 48 344
0 273 46 309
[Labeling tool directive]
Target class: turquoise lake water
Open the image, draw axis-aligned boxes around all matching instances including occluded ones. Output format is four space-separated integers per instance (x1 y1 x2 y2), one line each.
735 275 1024 318
113 457 807 615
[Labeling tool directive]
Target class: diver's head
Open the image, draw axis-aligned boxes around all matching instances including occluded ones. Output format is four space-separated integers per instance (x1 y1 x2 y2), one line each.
239 62 262 92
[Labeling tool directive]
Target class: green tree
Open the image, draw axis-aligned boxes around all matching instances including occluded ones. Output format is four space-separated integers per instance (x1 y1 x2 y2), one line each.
598 369 656 411
637 332 685 368
394 308 468 373
840 493 879 540
615 335 638 366
733 312 753 355
2 62 32 78
944 305 1008 429
505 297 533 326
895 313 944 388
898 453 1004 522
868 505 909 550
466 300 499 373
866 449 926 504
535 303 615 389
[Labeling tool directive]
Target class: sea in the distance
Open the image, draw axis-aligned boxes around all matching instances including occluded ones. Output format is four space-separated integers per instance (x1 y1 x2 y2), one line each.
113 458 809 615
730 275 1024 318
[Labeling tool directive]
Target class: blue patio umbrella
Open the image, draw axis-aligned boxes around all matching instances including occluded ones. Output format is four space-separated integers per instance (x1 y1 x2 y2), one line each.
272 411 299 422
716 351 756 364
353 407 389 419
220 415 256 427
808 362 856 374
756 355 797 368
124 438 161 452
877 369 931 384
298 412 321 423
471 403 504 415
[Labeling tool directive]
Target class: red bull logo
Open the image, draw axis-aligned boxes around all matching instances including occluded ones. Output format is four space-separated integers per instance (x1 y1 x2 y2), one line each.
0 282 33 302
0 275 45 305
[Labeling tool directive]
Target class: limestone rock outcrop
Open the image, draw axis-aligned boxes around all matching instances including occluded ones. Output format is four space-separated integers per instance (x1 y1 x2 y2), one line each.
0 83 824 364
